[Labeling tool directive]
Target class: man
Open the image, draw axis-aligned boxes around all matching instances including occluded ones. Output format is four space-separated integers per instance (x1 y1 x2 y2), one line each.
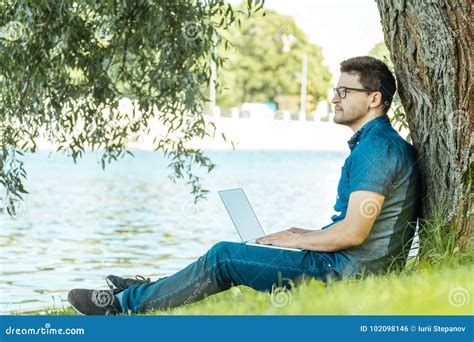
68 56 421 315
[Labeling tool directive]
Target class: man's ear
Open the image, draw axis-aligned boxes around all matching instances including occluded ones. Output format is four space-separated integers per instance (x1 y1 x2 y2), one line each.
369 91 383 109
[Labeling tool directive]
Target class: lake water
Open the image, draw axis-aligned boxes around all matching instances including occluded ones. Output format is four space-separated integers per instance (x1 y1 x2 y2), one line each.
0 150 348 313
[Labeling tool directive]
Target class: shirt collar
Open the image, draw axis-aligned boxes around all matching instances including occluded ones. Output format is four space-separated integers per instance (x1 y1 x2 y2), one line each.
347 114 391 151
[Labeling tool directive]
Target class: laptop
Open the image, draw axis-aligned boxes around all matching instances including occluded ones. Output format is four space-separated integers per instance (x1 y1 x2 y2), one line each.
218 188 302 252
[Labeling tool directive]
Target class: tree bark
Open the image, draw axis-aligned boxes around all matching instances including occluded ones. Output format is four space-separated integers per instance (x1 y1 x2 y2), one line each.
376 0 473 247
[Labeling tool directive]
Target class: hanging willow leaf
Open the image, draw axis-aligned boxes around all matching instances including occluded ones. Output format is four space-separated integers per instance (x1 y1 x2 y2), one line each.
0 0 264 216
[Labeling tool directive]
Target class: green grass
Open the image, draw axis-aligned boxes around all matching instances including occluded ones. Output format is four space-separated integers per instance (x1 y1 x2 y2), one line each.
149 262 474 315
37 262 473 316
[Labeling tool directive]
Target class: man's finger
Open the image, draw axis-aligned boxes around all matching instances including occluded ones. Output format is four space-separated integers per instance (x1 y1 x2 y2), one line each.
256 237 274 245
257 235 274 243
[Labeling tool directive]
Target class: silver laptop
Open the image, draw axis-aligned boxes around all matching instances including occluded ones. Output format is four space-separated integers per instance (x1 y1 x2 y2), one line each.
218 188 302 252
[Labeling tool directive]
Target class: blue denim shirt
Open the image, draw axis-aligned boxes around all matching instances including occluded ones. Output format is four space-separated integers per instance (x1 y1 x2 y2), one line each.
324 115 421 276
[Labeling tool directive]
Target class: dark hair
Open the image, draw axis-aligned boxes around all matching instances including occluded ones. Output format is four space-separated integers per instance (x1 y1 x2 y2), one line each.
340 56 396 113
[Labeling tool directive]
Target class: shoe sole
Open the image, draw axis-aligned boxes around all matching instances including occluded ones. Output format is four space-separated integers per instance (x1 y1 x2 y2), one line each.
69 302 86 316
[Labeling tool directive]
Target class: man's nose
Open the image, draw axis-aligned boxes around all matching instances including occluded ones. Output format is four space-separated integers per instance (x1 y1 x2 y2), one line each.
331 94 340 104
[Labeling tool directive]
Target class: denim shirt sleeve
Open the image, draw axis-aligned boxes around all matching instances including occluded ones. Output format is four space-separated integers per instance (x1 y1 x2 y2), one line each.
348 140 397 197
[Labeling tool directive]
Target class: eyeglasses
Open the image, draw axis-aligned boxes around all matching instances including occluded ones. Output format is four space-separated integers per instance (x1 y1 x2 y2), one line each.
333 86 372 99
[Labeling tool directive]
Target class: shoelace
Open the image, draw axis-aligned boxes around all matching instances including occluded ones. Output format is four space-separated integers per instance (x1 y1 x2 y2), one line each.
135 275 151 283
106 277 115 291
106 275 151 291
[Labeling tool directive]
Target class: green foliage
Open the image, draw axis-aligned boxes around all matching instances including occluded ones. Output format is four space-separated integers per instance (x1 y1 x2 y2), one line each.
216 7 332 108
407 212 474 270
0 0 264 213
368 41 393 69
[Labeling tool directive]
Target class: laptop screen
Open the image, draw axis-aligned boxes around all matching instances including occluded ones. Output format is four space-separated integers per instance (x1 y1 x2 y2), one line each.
218 188 265 242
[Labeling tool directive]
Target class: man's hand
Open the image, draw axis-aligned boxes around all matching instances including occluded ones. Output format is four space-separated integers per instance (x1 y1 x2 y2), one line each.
286 227 312 234
256 230 299 248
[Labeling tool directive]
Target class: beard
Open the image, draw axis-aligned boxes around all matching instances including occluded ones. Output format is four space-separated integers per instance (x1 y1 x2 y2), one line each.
333 108 367 126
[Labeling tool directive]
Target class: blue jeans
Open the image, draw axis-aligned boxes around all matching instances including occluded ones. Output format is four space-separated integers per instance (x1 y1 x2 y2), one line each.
119 241 347 314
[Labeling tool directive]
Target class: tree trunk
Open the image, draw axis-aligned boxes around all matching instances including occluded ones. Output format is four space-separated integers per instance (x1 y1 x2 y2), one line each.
375 0 473 247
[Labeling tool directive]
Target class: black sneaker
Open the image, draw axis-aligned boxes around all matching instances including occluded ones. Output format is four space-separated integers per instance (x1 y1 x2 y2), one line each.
68 288 122 316
106 275 151 291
